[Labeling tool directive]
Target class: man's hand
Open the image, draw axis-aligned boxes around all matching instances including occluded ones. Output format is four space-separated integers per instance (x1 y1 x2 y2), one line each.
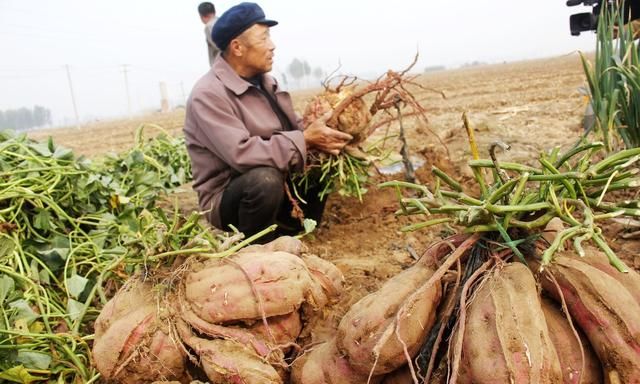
303 112 353 156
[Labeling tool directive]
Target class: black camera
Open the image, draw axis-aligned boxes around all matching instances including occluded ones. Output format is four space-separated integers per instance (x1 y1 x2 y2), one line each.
567 0 640 36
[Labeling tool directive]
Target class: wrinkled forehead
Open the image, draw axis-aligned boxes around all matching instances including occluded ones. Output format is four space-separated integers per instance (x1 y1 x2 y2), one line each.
238 23 270 41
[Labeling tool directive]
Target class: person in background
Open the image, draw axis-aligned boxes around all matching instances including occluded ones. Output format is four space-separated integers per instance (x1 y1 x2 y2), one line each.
198 2 220 66
184 2 352 242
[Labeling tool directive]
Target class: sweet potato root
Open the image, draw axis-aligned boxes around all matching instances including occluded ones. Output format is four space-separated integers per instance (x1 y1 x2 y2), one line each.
337 259 441 376
540 254 640 383
454 262 563 383
540 297 603 384
291 338 381 384
93 280 186 383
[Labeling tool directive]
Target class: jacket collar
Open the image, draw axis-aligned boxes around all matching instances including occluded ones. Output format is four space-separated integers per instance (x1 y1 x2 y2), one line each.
213 56 279 95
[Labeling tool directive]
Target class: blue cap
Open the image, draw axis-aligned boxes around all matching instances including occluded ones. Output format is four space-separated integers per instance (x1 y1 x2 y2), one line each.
212 3 278 51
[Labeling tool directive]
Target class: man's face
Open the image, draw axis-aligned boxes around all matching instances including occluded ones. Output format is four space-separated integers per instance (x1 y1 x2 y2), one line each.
237 24 275 75
200 13 214 24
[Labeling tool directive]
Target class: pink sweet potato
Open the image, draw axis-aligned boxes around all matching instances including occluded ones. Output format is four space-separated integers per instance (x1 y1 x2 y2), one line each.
247 311 303 347
179 306 273 358
455 262 563 383
301 254 345 310
179 322 283 384
540 254 640 383
337 259 441 376
240 236 305 256
540 297 603 383
578 246 640 305
291 338 382 384
93 280 186 384
182 251 316 323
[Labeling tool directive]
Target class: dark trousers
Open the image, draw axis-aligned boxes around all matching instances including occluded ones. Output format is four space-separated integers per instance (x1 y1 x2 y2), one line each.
219 167 327 243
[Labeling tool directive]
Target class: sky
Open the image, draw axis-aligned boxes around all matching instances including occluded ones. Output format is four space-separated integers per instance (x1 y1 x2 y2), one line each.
0 0 599 127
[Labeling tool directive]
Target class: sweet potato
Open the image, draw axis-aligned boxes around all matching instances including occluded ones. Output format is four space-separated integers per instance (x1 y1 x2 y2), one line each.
179 322 283 384
179 306 273 358
301 254 345 310
540 254 640 383
578 246 640 305
182 251 316 323
247 311 303 347
455 262 563 383
337 259 441 376
93 280 186 383
240 236 305 256
540 297 603 383
291 338 381 384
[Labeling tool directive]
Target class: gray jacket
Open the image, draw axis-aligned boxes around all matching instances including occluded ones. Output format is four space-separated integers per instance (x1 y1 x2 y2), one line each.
184 57 306 228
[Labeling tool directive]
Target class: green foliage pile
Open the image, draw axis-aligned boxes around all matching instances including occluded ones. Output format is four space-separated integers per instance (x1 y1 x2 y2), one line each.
382 142 640 271
582 4 640 149
0 126 226 383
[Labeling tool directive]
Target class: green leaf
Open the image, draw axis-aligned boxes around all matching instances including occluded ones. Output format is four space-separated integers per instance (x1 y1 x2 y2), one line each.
32 210 51 231
29 259 39 283
0 236 15 259
28 143 52 157
0 365 41 383
16 351 51 370
8 300 37 325
66 275 88 299
303 219 317 234
37 270 50 285
47 136 55 153
52 147 73 160
0 349 18 371
0 275 15 304
66 299 84 322
37 246 69 261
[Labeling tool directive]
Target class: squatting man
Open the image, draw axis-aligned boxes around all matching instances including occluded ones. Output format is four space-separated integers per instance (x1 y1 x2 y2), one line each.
184 2 352 242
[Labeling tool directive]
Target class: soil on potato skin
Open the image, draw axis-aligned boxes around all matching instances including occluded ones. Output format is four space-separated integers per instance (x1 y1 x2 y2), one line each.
30 54 640 366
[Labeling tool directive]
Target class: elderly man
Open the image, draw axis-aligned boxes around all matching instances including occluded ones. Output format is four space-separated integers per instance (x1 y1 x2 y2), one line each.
184 2 351 240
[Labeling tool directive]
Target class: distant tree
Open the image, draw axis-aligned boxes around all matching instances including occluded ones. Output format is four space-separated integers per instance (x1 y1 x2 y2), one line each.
287 58 305 86
33 105 52 127
313 66 324 81
0 106 53 131
303 61 311 78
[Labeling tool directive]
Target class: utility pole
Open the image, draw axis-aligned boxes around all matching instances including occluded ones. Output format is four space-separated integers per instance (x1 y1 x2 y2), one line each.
64 64 81 129
121 64 132 118
180 81 187 105
159 81 169 113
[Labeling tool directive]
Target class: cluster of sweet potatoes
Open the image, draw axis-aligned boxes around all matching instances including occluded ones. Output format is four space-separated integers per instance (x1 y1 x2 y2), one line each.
92 236 344 384
449 246 639 384
290 232 640 384
94 230 640 384
290 237 468 383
